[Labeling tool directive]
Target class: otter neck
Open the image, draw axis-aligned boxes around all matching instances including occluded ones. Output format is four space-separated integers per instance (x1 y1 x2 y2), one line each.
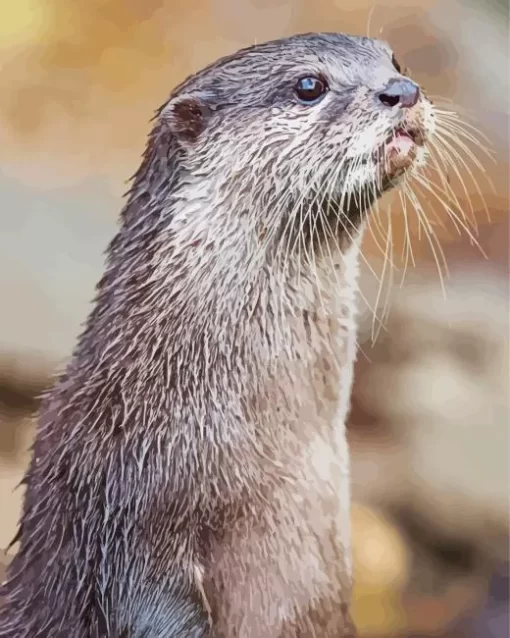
91 178 361 355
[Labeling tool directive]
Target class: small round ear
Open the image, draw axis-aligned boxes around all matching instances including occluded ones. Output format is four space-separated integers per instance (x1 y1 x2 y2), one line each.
161 93 213 144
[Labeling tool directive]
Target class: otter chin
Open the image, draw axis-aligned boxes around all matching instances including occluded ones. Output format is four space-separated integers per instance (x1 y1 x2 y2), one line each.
0 33 435 638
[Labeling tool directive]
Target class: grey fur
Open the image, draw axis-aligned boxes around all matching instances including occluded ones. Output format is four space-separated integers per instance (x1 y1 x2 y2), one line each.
0 33 434 637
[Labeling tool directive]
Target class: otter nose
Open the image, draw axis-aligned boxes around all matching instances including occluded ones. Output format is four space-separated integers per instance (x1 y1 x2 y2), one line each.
378 78 420 109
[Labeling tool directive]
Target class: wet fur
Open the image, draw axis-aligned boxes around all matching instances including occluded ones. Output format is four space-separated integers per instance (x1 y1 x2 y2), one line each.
0 33 433 637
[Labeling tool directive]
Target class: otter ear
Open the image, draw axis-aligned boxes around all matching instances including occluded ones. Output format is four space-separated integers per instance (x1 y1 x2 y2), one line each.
161 93 213 144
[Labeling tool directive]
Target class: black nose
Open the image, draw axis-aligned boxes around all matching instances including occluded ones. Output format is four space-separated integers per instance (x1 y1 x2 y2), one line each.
378 78 420 108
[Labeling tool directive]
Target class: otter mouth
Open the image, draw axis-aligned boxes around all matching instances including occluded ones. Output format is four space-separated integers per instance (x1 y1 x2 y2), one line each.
377 125 425 184
385 125 424 150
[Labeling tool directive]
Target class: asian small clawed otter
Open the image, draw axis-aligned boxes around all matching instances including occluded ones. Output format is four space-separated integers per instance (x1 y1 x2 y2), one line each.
0 33 435 637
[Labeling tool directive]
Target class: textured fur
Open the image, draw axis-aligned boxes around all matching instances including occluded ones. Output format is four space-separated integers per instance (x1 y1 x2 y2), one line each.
0 33 434 637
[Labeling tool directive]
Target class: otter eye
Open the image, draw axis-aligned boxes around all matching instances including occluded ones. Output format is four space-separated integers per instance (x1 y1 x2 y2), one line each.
392 54 402 73
295 76 328 104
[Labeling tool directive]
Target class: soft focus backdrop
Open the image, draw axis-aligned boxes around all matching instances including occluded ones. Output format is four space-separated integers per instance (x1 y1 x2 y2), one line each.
0 2 508 637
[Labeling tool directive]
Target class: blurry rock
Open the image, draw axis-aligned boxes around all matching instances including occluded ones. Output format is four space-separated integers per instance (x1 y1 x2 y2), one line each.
354 267 509 556
0 413 33 552
352 504 410 590
351 503 410 635
469 564 509 638
349 265 508 634
0 176 117 363
0 354 48 552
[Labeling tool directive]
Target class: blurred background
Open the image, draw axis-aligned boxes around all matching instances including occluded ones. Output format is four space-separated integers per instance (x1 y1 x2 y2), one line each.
0 1 508 636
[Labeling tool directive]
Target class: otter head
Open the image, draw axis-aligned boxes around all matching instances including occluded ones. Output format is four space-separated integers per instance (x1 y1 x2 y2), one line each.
153 33 435 263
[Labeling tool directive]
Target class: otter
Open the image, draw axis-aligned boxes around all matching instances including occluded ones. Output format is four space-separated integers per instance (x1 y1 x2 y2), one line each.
0 33 435 637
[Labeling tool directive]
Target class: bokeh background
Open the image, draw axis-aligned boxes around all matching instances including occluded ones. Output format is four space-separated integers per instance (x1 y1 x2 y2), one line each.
0 1 508 636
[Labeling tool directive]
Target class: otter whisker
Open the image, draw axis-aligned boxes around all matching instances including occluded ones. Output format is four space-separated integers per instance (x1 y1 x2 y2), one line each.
398 184 416 284
336 203 386 287
412 174 488 258
434 126 494 221
434 108 495 153
428 97 489 135
320 196 387 338
371 201 395 344
438 120 495 163
368 193 388 242
340 162 357 221
371 191 393 310
367 203 398 271
412 163 465 236
333 158 356 237
307 186 329 313
403 182 449 298
288 176 324 282
429 135 480 226
435 122 493 179
359 171 386 245
410 169 454 233
366 5 377 39
425 150 467 227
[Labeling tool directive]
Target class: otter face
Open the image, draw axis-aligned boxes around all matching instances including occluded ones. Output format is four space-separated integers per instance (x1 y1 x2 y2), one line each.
162 32 436 241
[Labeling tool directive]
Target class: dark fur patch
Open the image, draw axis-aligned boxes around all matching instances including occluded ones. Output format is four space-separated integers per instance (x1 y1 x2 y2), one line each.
167 97 212 143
